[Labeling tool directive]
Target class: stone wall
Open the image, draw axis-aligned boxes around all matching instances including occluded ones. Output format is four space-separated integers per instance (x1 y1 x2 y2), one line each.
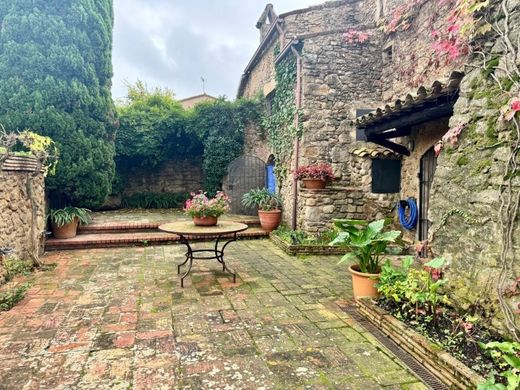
0 156 46 261
282 1 361 37
241 33 279 99
123 159 203 196
298 187 365 233
300 31 383 186
379 0 467 102
429 65 520 334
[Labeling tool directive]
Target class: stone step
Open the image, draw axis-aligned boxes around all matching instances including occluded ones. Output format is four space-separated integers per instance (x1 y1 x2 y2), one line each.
45 227 268 251
78 218 261 234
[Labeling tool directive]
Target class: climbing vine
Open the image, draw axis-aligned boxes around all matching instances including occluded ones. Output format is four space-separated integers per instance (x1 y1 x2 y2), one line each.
261 55 300 182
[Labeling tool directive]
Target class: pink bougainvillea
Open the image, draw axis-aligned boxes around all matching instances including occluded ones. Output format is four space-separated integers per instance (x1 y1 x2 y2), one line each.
343 29 370 44
434 123 466 156
499 96 520 122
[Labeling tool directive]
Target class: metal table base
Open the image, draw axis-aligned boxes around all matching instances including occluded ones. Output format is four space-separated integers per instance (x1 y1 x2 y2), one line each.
177 233 237 287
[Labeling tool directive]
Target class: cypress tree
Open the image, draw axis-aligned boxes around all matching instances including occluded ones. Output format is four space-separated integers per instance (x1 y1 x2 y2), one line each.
0 0 117 208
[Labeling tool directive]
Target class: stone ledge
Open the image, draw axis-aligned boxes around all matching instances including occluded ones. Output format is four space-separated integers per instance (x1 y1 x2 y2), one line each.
269 232 347 256
356 298 485 389
300 186 363 194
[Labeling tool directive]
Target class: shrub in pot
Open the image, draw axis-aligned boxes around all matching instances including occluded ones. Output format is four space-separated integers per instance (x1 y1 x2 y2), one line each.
184 191 230 226
242 188 282 232
49 207 91 239
295 162 334 189
330 219 402 299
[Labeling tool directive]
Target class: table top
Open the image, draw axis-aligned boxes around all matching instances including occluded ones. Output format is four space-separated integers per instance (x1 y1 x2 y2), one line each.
158 220 248 236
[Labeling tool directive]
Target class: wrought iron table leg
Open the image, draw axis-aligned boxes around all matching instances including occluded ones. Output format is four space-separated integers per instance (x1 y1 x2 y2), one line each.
215 233 237 283
177 235 193 286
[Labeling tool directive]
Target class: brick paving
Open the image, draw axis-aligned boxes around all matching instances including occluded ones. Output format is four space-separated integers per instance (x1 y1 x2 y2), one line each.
0 240 426 389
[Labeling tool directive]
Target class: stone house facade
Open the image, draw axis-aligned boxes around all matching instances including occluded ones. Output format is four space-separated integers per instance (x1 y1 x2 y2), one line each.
238 0 520 337
238 1 391 231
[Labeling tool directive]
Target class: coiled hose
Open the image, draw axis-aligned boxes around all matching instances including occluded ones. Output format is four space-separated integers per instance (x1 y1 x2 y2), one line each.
397 198 418 230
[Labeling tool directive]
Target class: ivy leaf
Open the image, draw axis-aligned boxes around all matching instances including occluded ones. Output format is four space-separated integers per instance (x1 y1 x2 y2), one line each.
425 257 446 269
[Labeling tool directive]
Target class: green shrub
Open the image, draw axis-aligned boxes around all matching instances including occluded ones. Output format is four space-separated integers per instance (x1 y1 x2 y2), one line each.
0 283 30 311
121 192 188 209
3 258 33 280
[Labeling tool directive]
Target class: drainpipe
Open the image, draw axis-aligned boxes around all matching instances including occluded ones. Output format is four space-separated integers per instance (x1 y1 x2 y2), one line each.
291 45 302 230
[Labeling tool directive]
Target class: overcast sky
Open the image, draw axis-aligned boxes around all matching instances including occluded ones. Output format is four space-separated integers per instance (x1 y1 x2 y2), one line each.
112 0 321 101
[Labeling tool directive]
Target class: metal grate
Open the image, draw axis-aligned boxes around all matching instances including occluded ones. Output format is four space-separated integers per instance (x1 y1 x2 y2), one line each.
342 304 448 390
227 155 266 215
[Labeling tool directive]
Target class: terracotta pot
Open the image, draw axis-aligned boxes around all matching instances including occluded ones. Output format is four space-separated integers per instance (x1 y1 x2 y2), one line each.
52 218 79 239
193 216 218 226
302 178 326 190
349 264 381 299
258 209 282 232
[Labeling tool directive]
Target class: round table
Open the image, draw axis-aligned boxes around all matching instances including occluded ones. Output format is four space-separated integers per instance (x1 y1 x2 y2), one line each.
158 221 248 287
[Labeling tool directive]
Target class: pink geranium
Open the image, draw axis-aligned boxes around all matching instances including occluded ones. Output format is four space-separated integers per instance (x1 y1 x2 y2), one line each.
184 191 230 218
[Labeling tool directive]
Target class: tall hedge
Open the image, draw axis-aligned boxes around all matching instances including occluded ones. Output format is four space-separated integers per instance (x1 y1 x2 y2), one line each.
187 98 264 195
0 0 117 208
114 82 203 192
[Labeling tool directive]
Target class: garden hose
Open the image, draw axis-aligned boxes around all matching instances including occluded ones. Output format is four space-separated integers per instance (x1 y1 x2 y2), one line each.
397 197 418 230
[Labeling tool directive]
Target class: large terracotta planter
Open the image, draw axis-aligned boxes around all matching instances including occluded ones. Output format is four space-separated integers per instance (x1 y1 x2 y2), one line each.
193 216 218 226
302 178 326 190
258 210 282 232
349 264 380 299
52 218 79 239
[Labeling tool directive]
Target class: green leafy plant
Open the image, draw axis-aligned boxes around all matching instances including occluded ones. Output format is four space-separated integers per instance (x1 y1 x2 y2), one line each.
331 219 402 274
478 341 520 390
377 256 414 302
0 283 30 311
242 188 282 211
3 258 33 280
49 207 91 228
261 55 301 182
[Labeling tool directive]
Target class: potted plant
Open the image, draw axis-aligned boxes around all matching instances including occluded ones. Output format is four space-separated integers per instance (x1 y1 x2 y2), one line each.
330 219 402 299
184 191 230 226
49 207 91 239
242 188 282 232
295 162 334 190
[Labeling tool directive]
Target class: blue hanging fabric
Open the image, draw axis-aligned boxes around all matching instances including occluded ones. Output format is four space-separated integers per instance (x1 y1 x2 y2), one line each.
397 198 418 230
266 164 276 194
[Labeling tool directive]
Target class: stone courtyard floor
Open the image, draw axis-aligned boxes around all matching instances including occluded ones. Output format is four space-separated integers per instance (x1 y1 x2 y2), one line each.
0 239 426 389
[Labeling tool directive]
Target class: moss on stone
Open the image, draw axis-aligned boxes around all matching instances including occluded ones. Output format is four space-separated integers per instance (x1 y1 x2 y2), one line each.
482 56 500 78
456 155 469 166
472 159 492 175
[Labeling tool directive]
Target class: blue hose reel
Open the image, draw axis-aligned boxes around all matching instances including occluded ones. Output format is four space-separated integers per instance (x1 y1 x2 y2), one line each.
397 198 418 230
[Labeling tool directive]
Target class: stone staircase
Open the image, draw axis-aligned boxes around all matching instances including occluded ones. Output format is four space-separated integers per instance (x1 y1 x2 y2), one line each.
45 217 267 251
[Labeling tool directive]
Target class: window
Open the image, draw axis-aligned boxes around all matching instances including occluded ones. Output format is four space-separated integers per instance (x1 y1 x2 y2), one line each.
371 159 401 193
383 45 393 64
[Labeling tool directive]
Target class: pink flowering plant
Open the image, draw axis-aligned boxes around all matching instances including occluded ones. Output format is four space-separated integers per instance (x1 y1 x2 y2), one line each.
294 163 334 181
184 191 230 218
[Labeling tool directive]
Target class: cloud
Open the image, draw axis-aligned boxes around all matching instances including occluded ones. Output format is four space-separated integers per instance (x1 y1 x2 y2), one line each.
112 0 321 100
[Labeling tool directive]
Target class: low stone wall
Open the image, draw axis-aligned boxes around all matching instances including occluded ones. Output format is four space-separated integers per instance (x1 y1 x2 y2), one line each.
122 159 203 196
0 156 46 261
